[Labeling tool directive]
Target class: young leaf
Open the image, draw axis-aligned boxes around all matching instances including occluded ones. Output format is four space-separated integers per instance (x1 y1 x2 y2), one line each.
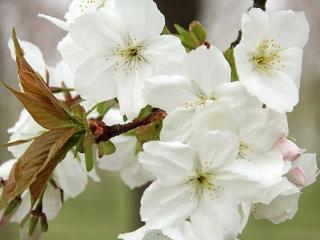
83 130 96 171
96 99 117 118
4 84 74 129
0 137 36 148
9 30 74 129
189 21 207 44
0 128 77 209
224 48 239 81
29 128 78 206
98 141 116 158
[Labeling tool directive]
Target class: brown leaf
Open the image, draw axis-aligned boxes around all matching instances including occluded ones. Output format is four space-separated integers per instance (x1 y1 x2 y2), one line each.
9 29 72 129
0 128 77 209
4 84 74 129
0 137 36 148
29 127 77 206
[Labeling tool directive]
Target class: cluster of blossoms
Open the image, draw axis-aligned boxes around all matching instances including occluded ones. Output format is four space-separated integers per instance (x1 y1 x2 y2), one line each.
0 0 318 239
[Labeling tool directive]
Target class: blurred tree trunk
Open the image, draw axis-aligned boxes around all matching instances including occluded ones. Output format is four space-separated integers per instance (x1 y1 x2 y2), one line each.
131 0 202 230
155 0 202 31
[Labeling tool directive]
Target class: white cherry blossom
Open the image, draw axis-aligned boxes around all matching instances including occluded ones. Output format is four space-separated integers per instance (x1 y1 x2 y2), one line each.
139 130 278 240
234 9 310 112
59 0 186 119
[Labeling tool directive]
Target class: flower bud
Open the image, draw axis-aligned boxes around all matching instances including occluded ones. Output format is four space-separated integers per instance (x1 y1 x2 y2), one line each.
286 166 307 187
274 138 302 161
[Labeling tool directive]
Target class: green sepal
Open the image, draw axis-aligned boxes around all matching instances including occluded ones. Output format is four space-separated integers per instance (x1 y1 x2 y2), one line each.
98 141 116 158
83 130 96 171
224 48 239 81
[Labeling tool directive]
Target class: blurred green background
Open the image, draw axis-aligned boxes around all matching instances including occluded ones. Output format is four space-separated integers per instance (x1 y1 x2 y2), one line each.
0 0 319 239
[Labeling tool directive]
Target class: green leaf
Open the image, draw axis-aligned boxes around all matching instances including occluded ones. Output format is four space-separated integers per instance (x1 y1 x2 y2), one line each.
71 104 87 125
29 216 39 236
136 120 163 144
189 21 207 44
98 141 116 158
3 197 21 216
138 105 153 119
96 99 117 118
224 48 239 81
83 130 96 171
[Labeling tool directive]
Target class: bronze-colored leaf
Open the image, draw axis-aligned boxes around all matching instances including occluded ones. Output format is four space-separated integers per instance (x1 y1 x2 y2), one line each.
4 83 73 129
0 137 36 148
0 128 77 209
29 128 77 206
9 29 73 129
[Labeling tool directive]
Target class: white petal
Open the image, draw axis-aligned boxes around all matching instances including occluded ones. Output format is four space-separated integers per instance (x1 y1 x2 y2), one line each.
188 130 239 171
120 162 154 189
164 221 201 240
99 135 137 171
116 66 151 119
58 34 88 71
139 141 196 186
190 191 240 240
269 10 309 48
54 153 88 199
254 191 300 224
143 75 198 113
160 108 195 142
239 8 269 50
192 101 237 134
114 0 165 42
241 70 299 113
215 81 262 109
218 159 292 204
42 183 63 221
279 48 303 89
70 11 125 51
143 35 186 75
38 14 69 31
74 53 117 102
294 153 318 187
238 108 288 151
140 182 197 229
184 46 231 98
0 159 16 180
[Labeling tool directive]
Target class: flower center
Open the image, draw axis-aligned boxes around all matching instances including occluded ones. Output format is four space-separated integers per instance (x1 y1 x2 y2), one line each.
252 39 284 75
79 0 106 12
185 94 212 109
238 141 252 159
188 169 215 198
111 39 146 74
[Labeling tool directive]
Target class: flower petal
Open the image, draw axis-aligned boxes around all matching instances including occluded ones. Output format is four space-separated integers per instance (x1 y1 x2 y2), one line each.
115 0 165 42
143 75 198 113
269 10 309 48
139 141 196 186
188 130 239 171
140 182 197 229
160 108 195 142
184 46 231 98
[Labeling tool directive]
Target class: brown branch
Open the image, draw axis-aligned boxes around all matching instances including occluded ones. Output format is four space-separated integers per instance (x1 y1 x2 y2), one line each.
89 108 167 143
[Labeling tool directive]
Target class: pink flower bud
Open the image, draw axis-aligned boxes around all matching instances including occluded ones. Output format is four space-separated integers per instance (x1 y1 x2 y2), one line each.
274 138 302 161
286 166 307 187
